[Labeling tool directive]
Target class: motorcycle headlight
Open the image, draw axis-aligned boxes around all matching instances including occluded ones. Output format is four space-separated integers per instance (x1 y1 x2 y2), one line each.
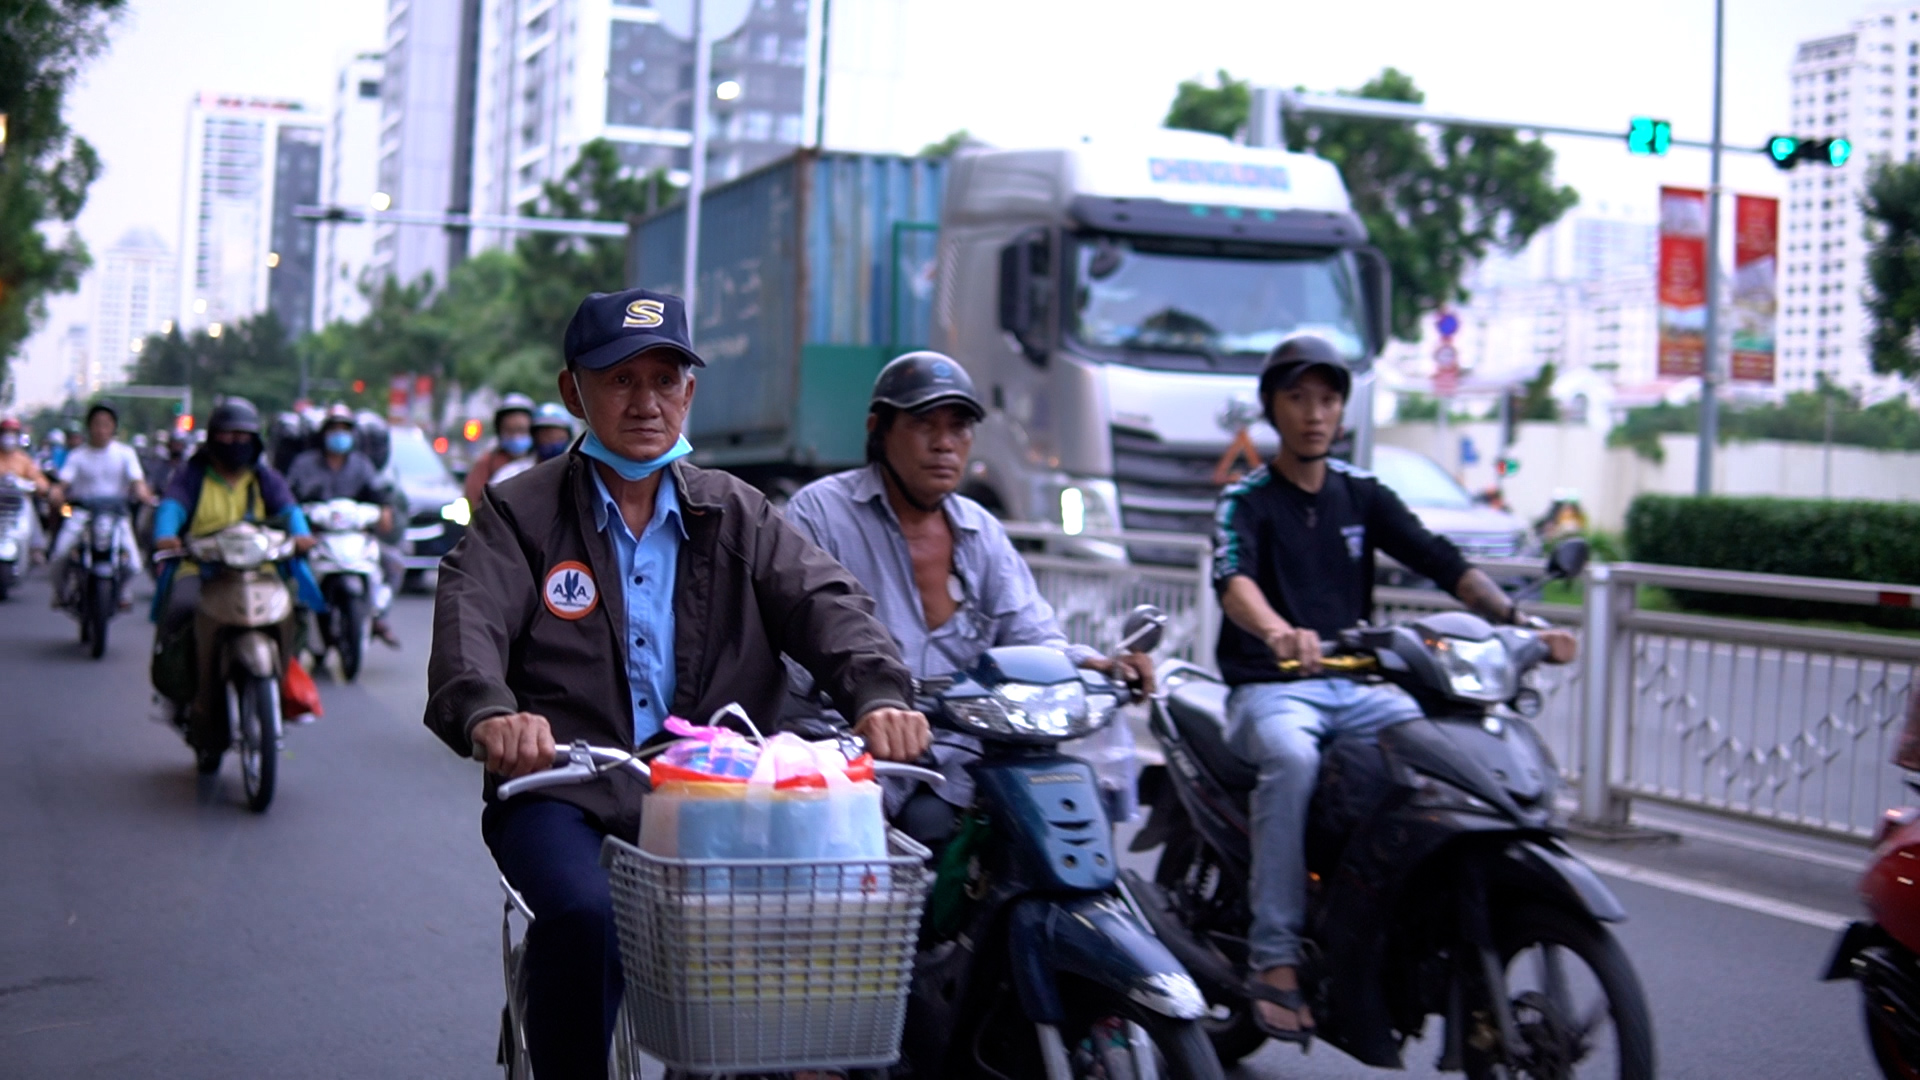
441 497 471 526
1427 635 1515 703
1407 769 1498 814
90 514 116 546
216 530 272 570
946 680 1096 741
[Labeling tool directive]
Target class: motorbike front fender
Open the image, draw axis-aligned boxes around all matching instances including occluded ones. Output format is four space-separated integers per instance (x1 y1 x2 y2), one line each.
1005 893 1209 1025
1499 840 1629 923
229 630 279 679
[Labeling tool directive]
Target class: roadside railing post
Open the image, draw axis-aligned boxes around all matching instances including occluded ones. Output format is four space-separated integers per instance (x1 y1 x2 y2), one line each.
1578 563 1628 827
1196 545 1218 667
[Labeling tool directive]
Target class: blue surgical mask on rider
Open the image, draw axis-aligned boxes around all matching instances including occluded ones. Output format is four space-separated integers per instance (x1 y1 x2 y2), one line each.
536 438 569 461
500 434 533 457
324 431 356 455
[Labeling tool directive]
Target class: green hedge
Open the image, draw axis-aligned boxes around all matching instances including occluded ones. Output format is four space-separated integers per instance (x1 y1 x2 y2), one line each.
1624 495 1920 628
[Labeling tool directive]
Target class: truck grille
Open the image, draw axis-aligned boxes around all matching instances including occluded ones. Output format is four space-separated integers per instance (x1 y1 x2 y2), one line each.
1111 429 1225 565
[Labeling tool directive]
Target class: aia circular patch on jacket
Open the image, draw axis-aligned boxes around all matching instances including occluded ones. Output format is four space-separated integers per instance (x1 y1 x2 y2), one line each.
542 561 599 620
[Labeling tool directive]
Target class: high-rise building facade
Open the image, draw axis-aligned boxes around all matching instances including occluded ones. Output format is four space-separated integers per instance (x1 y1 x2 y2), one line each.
467 0 822 251
1781 10 1919 398
177 93 324 334
317 52 386 326
373 0 470 291
90 227 178 387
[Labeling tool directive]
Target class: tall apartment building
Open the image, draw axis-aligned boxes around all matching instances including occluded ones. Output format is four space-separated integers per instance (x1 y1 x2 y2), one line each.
90 227 178 387
372 0 474 291
1781 10 1920 398
467 0 822 251
317 52 386 326
177 93 325 334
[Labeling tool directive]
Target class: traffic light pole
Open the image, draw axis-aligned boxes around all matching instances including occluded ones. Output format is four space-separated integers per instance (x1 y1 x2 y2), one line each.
1696 0 1726 497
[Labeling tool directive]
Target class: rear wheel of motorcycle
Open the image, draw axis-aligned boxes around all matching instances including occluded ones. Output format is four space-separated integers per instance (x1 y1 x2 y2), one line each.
86 575 111 658
236 675 278 813
337 592 365 682
1464 903 1654 1080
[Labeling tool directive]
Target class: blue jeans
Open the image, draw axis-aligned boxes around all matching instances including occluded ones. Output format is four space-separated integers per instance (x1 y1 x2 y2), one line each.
1226 678 1423 971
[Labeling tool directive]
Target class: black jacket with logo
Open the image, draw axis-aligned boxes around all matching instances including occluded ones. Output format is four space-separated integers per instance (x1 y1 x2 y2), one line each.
1211 460 1470 687
425 450 912 838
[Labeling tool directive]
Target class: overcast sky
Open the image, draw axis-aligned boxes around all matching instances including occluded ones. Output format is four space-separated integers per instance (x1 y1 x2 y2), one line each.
12 0 1849 407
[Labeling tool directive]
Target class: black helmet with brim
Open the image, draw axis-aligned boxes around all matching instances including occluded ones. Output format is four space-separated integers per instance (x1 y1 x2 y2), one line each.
1258 335 1353 418
870 351 986 421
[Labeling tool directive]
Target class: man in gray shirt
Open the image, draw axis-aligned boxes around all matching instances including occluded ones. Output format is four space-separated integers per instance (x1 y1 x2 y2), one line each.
783 352 1152 845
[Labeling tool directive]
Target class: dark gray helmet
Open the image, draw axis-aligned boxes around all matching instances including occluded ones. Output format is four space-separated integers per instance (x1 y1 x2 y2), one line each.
869 351 985 421
208 397 263 435
1258 335 1352 416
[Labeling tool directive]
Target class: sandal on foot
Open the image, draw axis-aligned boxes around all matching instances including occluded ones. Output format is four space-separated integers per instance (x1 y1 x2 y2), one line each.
1245 980 1315 1047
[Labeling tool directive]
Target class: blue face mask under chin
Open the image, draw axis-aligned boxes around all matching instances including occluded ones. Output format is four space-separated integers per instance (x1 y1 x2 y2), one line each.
578 430 692 481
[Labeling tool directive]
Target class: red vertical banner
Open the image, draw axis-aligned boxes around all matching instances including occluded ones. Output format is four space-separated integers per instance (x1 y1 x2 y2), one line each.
1731 194 1779 383
1658 186 1709 378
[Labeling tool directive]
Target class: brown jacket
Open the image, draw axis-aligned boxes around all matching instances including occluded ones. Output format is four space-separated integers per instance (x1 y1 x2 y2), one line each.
425 450 913 838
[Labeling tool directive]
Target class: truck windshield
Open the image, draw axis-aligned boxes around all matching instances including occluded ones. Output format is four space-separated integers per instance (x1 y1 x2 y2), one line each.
1070 236 1367 371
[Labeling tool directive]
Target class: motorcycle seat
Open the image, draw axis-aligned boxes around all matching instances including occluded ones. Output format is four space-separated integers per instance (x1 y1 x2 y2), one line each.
1166 680 1259 791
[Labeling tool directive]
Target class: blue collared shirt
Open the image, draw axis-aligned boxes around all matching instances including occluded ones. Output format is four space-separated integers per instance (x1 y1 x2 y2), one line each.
589 466 684 745
783 464 1093 679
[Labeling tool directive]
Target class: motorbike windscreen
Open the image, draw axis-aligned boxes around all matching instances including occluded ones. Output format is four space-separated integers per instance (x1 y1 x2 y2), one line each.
1069 236 1369 373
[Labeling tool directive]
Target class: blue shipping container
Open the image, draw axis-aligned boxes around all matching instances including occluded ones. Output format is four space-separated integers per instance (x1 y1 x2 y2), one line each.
628 150 946 469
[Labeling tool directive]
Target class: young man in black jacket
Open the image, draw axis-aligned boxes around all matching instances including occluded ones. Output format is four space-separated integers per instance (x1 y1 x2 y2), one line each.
1212 336 1576 1042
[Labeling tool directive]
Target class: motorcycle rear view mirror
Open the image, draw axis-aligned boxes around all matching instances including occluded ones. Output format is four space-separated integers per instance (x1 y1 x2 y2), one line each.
1547 538 1590 581
1119 604 1168 655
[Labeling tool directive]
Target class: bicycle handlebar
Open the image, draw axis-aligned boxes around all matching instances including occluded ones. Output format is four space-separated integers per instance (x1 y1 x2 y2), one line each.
476 739 946 800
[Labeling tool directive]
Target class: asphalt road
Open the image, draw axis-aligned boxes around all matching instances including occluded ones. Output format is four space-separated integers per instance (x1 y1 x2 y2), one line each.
0 569 1891 1078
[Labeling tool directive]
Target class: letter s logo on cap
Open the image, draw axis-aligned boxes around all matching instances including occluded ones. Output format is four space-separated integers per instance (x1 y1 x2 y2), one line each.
623 298 665 329
543 561 600 620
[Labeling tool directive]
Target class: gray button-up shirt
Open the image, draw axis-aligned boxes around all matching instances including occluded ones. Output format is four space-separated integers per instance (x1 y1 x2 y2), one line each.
783 464 1095 805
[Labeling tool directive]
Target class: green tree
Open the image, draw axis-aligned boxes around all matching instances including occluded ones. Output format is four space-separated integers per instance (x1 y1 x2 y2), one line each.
1515 362 1560 421
1164 69 1251 140
1863 159 1920 379
128 313 302 423
918 129 975 158
1284 69 1578 340
0 0 126 396
1608 378 1920 461
513 139 663 365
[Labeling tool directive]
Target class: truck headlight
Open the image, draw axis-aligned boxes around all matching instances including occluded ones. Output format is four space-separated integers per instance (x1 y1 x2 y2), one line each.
440 497 471 526
1054 481 1117 536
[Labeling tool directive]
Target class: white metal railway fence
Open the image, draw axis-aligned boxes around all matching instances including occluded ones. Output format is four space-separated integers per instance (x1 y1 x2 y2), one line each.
1005 526 1920 842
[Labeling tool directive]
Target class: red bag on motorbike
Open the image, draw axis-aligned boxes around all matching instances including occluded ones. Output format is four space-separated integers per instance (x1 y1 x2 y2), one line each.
282 657 324 719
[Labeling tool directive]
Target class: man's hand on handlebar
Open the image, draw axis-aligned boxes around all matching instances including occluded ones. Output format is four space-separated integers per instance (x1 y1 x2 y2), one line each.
472 712 557 779
853 707 931 762
1265 626 1323 675
1080 653 1157 699
293 535 318 555
154 536 182 553
1540 628 1578 665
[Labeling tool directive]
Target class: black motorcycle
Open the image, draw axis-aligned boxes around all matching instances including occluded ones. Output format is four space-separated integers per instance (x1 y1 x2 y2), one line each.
1126 540 1655 1078
901 623 1226 1079
66 497 132 659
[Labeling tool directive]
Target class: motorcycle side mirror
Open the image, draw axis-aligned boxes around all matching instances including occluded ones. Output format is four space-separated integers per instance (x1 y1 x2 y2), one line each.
1547 538 1590 580
1119 604 1168 655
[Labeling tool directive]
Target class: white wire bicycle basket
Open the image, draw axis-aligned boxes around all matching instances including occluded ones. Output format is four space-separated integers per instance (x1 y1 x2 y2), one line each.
600 830 931 1075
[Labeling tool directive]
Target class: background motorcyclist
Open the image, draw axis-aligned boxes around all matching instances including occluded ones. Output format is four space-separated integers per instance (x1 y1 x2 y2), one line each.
460 392 537 503
488 401 574 486
286 403 401 646
48 403 152 606
35 427 69 474
0 418 51 497
151 398 319 767
782 351 1154 849
1211 335 1577 1042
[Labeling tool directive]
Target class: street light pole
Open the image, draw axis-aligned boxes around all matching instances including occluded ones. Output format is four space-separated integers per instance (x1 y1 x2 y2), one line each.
1696 0 1726 497
682 0 711 347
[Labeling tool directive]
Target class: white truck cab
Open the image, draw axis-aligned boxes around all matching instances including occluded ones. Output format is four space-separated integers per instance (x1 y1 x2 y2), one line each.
931 129 1391 558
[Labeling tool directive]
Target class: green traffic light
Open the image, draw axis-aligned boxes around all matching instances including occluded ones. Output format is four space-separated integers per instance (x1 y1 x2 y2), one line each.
1769 135 1798 163
1829 137 1852 167
1628 117 1672 156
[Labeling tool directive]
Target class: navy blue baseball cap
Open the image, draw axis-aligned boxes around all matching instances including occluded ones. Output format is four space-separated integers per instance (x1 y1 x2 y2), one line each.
563 288 706 371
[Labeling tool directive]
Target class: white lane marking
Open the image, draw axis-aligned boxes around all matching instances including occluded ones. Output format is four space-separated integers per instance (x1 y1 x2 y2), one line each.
1581 854 1855 932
